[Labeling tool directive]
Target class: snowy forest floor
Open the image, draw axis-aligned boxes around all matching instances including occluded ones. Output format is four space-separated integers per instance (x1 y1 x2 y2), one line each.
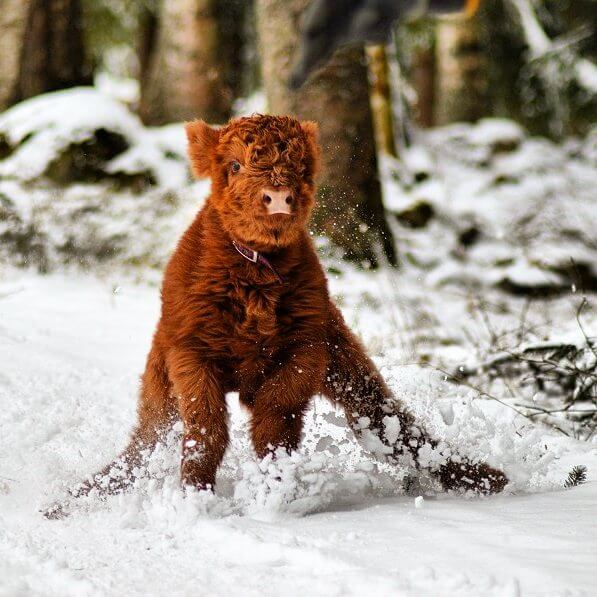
1 88 596 596
0 272 596 597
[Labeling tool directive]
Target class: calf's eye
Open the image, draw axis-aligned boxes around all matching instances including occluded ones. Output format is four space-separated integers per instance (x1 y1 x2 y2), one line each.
230 161 241 173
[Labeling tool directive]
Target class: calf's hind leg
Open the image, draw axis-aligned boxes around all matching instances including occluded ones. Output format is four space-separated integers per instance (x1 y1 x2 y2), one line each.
322 304 507 494
78 342 176 494
44 342 175 518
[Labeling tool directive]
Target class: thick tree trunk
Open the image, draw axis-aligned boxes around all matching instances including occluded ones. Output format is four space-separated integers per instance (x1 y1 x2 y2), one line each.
433 13 488 125
0 0 91 111
476 0 526 125
255 0 397 267
139 0 245 125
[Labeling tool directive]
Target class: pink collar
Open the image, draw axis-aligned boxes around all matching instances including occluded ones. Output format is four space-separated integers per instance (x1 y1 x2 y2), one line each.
232 240 285 284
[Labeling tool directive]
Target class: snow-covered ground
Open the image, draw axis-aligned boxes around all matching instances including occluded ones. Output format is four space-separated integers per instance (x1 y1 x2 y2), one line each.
0 273 596 597
1 88 596 596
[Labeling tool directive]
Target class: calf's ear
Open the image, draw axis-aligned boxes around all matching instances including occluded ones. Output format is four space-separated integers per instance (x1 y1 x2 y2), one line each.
300 120 321 180
185 120 220 178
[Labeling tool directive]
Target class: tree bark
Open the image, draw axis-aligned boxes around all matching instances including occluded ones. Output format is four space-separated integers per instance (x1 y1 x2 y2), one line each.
255 0 397 267
433 13 488 125
0 0 91 111
139 0 246 125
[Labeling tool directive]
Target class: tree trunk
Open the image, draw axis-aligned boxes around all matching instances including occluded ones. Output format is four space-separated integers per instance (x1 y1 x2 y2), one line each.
255 0 397 267
434 13 488 125
366 45 397 157
137 3 159 103
476 0 526 125
139 0 246 125
0 0 91 111
400 18 437 128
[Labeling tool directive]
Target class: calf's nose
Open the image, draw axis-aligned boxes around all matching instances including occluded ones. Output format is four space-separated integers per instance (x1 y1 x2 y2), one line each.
262 187 293 215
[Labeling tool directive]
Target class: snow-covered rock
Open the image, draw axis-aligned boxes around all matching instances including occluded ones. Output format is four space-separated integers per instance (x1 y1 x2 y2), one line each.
0 87 188 188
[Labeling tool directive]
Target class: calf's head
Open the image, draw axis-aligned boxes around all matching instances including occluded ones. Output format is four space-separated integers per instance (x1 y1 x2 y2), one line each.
186 114 320 249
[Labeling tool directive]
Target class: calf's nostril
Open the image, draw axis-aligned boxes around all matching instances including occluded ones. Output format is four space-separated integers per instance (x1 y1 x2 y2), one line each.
263 194 272 204
285 196 292 205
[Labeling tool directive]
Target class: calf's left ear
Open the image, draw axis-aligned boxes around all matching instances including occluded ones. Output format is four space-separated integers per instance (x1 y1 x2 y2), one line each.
301 120 321 179
185 120 220 178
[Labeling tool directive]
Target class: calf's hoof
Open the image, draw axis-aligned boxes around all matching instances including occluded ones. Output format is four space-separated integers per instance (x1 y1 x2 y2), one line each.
438 460 508 495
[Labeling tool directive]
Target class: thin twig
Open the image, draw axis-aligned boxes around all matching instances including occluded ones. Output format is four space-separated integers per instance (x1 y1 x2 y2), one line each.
575 298 597 359
411 362 535 421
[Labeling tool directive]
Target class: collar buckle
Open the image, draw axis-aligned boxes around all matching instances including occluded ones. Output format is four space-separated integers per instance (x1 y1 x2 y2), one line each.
232 239 284 285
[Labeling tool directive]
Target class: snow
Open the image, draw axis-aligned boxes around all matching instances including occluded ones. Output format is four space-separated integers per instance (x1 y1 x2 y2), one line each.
380 119 597 293
0 88 188 188
1 273 596 597
1 89 594 293
466 119 525 149
94 72 140 105
0 88 140 180
575 59 597 95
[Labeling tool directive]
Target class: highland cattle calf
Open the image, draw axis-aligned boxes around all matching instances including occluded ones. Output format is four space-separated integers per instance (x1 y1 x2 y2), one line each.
48 114 506 516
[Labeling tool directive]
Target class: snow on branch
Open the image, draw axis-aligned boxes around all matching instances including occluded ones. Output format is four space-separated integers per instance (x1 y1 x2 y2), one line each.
507 0 597 94
508 0 550 56
575 58 597 95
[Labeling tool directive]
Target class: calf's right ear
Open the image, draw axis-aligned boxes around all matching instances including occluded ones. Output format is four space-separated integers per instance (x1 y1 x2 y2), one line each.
185 120 220 178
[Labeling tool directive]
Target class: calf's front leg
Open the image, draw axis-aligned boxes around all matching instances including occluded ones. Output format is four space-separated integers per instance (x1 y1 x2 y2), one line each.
167 349 229 490
249 344 327 458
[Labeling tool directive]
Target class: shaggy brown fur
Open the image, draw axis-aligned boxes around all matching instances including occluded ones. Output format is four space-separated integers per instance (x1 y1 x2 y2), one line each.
54 114 507 510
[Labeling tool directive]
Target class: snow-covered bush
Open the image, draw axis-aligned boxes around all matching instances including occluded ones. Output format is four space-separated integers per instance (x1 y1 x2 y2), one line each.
382 118 597 295
0 88 204 273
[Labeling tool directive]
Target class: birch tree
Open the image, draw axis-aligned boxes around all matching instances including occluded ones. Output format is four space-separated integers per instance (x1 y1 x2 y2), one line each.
139 0 245 125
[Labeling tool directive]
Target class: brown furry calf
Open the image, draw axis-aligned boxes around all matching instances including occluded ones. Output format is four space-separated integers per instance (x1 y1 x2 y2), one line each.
53 114 506 511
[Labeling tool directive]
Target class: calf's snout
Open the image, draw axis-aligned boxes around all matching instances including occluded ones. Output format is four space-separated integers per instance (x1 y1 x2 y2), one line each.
262 187 293 215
